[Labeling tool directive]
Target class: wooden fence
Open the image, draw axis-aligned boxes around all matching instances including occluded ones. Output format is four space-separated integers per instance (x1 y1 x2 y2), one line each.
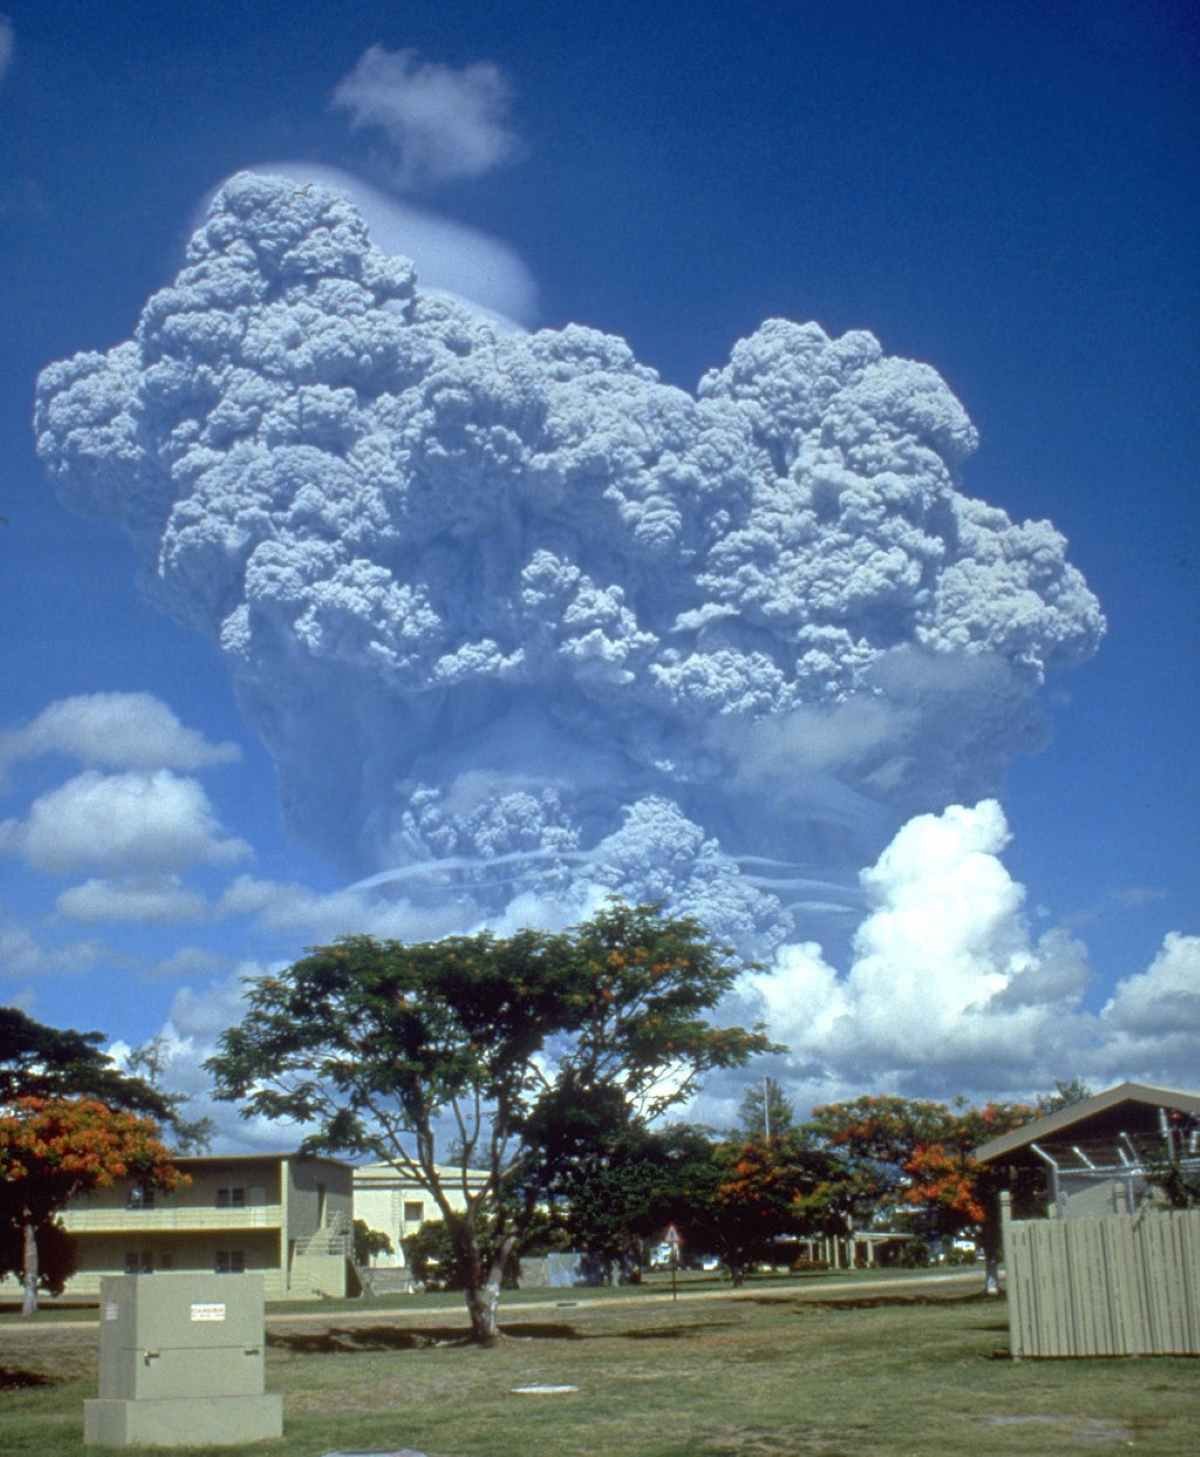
1000 1192 1200 1357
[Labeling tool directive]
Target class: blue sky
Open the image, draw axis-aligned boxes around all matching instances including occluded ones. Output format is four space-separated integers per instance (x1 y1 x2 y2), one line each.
1 1 1196 1143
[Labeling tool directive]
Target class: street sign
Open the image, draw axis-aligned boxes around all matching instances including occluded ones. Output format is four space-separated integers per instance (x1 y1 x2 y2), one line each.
665 1224 683 1248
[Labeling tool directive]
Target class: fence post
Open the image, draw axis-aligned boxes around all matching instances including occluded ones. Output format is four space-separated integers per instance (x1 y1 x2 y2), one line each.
999 1190 1021 1358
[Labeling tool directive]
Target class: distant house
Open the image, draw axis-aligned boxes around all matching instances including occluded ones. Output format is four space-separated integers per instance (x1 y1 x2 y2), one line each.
6 1152 356 1301
974 1081 1200 1218
352 1161 489 1266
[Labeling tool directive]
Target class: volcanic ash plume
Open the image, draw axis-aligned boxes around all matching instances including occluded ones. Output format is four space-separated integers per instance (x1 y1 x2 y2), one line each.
34 173 1104 954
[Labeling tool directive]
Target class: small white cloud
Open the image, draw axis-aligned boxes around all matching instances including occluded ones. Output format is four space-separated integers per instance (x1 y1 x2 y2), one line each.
57 875 207 924
0 17 13 87
1112 885 1168 910
3 770 250 876
0 692 241 779
331 45 521 189
147 946 228 981
0 919 103 979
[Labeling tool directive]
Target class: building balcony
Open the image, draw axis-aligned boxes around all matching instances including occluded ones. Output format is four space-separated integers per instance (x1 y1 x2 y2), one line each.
60 1203 284 1234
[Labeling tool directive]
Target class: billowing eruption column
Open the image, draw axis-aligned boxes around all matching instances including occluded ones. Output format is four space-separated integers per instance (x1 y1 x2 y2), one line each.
35 174 1104 956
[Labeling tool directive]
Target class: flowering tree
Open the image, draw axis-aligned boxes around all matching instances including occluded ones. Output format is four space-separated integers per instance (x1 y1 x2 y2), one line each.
712 1134 845 1283
899 1100 1041 1291
0 1097 187 1316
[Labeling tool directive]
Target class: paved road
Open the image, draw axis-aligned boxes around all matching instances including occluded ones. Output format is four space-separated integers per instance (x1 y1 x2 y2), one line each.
0 1270 986 1338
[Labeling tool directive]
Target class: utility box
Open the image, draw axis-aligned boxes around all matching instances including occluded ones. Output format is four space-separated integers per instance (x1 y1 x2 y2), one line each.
84 1273 283 1447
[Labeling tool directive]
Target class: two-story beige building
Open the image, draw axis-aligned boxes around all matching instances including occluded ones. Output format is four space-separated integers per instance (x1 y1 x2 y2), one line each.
49 1152 355 1300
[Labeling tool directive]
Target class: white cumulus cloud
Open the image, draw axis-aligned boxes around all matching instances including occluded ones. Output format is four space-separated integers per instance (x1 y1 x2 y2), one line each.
0 692 241 778
0 770 250 876
744 801 1199 1099
331 45 521 189
1102 932 1200 1039
57 875 207 924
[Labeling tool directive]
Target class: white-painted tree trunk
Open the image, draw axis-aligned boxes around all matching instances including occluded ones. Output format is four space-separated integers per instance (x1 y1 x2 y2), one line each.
21 1220 39 1317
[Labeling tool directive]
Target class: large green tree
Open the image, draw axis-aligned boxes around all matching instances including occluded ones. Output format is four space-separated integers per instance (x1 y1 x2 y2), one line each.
0 1007 172 1119
206 902 776 1344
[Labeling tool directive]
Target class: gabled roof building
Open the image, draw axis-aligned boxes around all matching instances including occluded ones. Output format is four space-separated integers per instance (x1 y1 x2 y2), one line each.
974 1081 1200 1218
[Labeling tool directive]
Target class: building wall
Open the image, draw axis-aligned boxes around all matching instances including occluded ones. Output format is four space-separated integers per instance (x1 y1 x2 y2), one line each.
286 1158 353 1242
52 1231 284 1297
352 1162 488 1267
3 1153 355 1303
69 1160 283 1217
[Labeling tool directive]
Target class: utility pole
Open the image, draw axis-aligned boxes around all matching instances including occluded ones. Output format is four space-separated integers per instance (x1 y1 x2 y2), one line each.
764 1076 771 1141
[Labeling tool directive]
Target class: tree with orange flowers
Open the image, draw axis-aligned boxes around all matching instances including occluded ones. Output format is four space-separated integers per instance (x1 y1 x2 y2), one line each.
899 1100 1042 1292
0 1097 187 1316
806 1093 1049 1289
711 1133 846 1284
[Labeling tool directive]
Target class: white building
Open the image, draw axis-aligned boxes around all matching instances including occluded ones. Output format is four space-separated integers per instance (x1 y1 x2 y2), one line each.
352 1161 490 1266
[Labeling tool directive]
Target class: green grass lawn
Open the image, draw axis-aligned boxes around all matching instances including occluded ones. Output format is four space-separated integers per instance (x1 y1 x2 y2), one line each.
0 1264 971 1324
2 1285 1195 1456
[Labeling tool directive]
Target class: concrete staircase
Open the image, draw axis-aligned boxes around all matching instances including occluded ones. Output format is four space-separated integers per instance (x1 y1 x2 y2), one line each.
289 1213 354 1298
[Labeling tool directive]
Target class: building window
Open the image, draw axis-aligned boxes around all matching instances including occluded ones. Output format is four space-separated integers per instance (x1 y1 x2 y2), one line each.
124 1250 153 1274
215 1250 246 1274
126 1184 155 1210
403 1201 424 1225
216 1186 246 1209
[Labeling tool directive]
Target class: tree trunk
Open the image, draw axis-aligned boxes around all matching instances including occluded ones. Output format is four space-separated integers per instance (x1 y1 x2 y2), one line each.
461 1234 516 1345
21 1219 39 1318
465 1274 502 1345
981 1218 1001 1295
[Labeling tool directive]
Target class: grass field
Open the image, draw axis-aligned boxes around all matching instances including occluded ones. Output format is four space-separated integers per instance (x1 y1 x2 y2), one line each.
1 1281 1196 1456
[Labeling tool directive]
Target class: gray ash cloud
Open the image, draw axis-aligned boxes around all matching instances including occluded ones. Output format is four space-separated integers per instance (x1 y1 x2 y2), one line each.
35 173 1104 955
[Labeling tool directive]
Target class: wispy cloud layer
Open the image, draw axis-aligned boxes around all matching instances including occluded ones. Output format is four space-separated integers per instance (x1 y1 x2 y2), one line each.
0 17 13 88
0 918 102 980
331 46 522 189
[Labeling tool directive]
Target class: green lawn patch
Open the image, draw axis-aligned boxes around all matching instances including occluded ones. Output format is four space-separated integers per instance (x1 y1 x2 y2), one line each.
3 1284 1193 1456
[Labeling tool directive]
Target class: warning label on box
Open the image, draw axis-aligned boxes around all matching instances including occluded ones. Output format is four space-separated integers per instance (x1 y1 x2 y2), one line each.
190 1302 227 1322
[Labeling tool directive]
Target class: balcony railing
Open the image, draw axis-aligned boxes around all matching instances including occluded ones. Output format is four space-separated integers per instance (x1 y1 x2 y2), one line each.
60 1203 283 1233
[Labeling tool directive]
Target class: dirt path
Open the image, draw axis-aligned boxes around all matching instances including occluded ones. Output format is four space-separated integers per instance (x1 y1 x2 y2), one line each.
0 1270 985 1339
